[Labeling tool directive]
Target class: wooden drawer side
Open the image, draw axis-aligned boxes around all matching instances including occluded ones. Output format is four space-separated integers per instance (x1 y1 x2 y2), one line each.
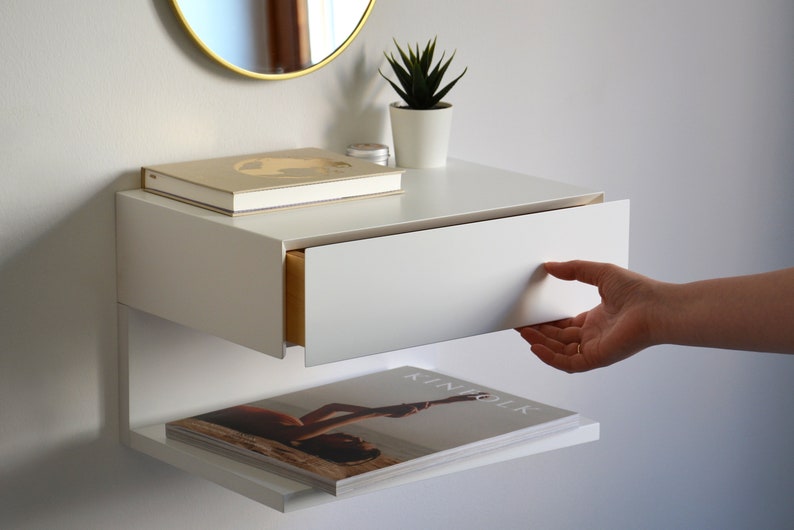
285 250 306 346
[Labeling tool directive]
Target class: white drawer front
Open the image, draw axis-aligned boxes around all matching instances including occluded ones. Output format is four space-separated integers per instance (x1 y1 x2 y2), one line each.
303 200 629 365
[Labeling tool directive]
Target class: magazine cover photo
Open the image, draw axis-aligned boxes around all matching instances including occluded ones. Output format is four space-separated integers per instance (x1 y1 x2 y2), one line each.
166 366 578 494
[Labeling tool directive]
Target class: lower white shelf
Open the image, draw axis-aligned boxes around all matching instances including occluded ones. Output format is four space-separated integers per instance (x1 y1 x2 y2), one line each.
120 306 600 512
128 419 599 512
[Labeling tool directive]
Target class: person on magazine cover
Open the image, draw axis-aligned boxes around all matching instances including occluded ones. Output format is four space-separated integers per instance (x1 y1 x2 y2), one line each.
517 260 794 373
196 393 487 464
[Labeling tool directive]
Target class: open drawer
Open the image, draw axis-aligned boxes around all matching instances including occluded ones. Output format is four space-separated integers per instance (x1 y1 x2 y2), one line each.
286 200 629 366
118 160 629 366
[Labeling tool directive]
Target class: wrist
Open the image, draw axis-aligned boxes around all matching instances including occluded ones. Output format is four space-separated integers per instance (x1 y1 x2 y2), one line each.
643 280 682 348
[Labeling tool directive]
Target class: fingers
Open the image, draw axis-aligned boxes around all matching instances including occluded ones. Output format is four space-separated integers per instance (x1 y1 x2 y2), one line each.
530 343 589 373
531 323 581 344
519 325 580 355
517 324 590 373
544 260 611 288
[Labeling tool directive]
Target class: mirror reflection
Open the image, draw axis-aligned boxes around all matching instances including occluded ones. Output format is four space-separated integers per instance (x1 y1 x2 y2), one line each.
172 0 373 79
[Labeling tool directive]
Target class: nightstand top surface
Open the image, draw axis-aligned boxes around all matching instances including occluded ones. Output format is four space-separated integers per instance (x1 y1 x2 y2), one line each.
119 158 602 249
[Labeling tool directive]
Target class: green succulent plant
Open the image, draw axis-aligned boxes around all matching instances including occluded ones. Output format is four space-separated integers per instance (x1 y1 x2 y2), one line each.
379 37 467 110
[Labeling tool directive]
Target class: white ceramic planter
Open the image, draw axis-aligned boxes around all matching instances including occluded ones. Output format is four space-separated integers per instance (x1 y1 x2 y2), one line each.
389 102 453 168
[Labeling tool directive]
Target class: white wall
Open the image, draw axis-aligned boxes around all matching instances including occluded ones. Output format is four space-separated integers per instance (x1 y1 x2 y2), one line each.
1 1 792 528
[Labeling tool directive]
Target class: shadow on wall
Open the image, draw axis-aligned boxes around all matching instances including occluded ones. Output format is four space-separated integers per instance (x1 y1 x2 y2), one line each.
0 438 196 528
324 47 391 153
0 173 140 525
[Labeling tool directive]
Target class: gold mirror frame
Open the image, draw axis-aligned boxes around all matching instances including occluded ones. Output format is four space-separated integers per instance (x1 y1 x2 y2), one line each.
170 0 375 80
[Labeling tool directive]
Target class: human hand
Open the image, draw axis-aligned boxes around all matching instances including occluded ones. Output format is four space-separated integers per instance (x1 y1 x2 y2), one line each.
517 261 661 373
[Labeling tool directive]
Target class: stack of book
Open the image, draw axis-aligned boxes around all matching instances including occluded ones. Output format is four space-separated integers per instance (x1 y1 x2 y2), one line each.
142 147 404 216
166 366 580 496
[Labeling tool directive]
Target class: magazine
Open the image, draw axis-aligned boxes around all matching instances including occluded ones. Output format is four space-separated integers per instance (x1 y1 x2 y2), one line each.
166 366 579 495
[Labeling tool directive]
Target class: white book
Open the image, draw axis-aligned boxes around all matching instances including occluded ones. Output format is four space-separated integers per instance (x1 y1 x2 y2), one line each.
142 147 403 216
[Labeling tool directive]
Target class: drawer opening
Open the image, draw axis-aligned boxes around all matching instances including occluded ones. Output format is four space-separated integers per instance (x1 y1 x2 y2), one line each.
285 249 306 346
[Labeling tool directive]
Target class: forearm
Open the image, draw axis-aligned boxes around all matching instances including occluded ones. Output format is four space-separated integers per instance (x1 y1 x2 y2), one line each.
652 268 794 354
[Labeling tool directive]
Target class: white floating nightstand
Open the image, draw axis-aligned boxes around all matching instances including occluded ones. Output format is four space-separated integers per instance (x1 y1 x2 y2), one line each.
116 158 629 511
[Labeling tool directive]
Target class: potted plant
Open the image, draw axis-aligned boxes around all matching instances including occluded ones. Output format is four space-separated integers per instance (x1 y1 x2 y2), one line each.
379 37 467 168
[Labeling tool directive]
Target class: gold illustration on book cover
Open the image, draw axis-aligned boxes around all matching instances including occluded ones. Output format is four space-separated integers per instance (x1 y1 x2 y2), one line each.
233 156 353 179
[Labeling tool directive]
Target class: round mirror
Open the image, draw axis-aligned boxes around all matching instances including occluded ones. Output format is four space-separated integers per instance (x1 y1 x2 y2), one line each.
171 0 375 79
